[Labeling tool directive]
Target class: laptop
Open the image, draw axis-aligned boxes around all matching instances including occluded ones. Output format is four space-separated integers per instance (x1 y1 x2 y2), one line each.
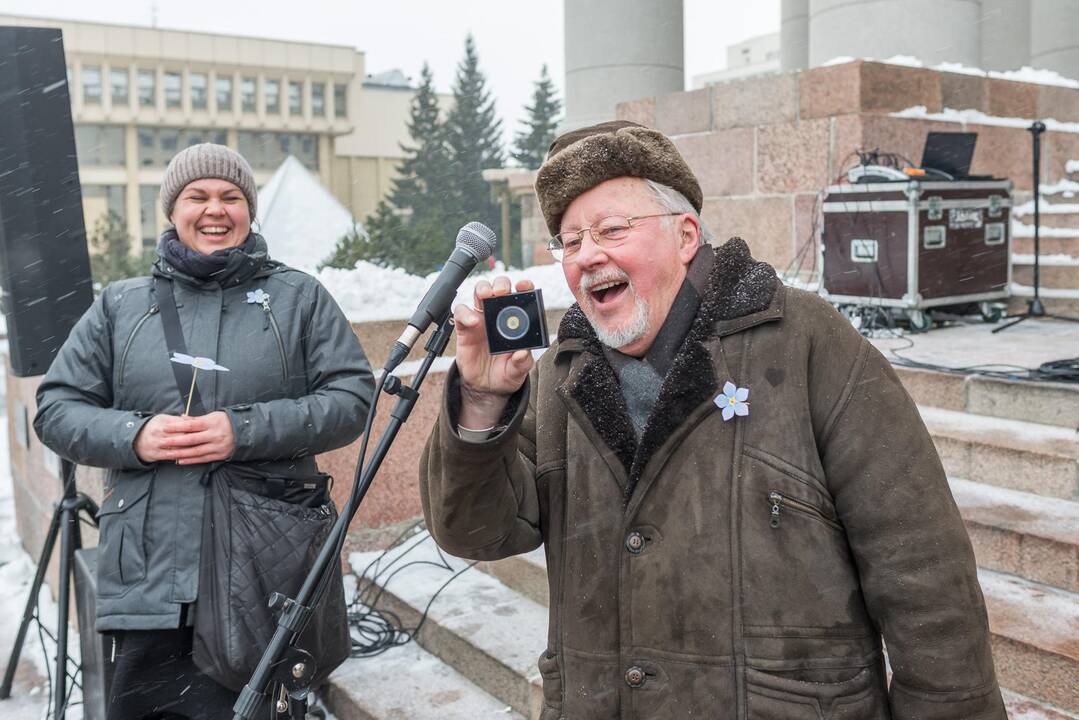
920 132 978 179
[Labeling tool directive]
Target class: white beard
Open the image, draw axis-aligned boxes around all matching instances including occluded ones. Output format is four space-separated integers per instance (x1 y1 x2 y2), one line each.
578 270 652 350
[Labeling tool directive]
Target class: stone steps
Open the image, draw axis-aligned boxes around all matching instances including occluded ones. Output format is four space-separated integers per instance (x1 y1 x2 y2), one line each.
979 569 1079 712
1012 259 1079 289
1012 209 1079 230
950 477 1079 592
323 643 524 720
892 366 1079 430
1007 286 1079 316
1013 235 1079 256
920 406 1079 499
347 539 548 720
473 552 1079 714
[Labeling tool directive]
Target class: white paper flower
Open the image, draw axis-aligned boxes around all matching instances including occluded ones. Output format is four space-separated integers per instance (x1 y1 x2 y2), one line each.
714 381 749 421
246 289 270 305
170 352 230 372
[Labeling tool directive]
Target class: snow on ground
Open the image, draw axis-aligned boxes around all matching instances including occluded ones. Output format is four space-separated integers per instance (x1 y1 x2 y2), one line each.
1067 159 1079 175
317 260 576 324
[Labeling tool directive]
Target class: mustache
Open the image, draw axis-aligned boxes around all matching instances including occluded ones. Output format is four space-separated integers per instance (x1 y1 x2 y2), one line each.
577 268 632 297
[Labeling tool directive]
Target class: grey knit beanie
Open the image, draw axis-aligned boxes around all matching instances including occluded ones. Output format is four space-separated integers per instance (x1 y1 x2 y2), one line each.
160 143 258 220
535 120 702 236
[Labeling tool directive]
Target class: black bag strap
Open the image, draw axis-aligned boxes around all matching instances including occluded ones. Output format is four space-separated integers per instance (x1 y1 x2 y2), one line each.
154 276 207 416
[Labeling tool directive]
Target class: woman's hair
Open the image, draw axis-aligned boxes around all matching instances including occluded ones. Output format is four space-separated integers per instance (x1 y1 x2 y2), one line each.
643 178 715 246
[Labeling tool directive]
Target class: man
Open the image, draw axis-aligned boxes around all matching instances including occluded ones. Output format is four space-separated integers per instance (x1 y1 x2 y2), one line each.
420 121 1005 719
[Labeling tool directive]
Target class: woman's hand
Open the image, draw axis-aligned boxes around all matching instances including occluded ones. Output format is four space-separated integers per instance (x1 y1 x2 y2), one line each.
453 276 536 430
134 411 237 465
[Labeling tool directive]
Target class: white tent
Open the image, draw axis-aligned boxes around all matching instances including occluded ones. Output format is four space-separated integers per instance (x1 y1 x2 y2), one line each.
256 156 362 273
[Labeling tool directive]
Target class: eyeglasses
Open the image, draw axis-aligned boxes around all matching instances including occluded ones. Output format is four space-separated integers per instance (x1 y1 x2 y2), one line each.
546 212 683 262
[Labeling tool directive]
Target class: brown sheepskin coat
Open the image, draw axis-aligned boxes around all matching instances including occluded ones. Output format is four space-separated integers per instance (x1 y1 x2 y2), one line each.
420 238 1005 720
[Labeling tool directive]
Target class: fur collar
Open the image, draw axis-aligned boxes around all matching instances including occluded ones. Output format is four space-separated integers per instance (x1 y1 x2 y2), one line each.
558 237 779 500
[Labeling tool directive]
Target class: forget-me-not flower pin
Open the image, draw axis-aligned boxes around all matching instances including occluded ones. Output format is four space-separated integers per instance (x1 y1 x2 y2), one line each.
246 289 270 305
715 381 749 421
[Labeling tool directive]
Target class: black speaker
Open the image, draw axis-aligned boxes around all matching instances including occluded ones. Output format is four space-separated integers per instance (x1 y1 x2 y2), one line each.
0 26 94 377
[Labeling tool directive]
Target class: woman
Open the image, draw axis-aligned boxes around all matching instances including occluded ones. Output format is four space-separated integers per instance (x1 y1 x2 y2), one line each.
34 143 374 719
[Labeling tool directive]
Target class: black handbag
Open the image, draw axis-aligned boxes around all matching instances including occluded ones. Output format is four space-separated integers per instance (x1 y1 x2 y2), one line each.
153 276 350 692
192 463 350 692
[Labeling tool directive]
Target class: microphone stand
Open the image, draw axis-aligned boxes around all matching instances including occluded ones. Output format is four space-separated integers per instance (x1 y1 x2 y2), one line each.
231 311 456 720
994 120 1079 332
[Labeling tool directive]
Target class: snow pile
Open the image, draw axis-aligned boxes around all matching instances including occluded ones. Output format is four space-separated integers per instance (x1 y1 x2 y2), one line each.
318 260 576 323
822 55 1079 89
1066 159 1079 175
891 106 1079 134
258 156 361 275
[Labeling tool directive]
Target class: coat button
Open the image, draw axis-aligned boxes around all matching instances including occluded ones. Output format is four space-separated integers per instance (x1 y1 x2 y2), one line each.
625 666 646 688
625 531 645 554
117 498 125 509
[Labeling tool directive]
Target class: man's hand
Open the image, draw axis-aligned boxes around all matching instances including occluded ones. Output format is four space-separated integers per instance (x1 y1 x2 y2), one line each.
453 276 536 429
133 411 237 465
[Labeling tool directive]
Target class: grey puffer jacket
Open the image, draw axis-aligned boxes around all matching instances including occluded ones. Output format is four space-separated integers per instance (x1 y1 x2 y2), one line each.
34 235 374 631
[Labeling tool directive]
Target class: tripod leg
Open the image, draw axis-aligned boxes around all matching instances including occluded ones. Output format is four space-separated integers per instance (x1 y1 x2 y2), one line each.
0 504 63 698
53 504 77 719
991 313 1029 333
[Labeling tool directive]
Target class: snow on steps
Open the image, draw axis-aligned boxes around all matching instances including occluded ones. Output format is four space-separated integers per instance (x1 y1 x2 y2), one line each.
979 569 1079 712
892 366 1079 431
347 540 548 719
918 406 1079 499
323 642 524 720
950 477 1078 592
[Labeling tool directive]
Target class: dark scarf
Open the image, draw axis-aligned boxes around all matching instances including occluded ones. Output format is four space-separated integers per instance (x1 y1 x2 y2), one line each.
602 248 712 436
157 227 258 280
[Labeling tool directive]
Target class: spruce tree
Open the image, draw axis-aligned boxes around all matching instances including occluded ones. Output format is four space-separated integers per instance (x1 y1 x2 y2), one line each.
443 34 504 246
322 64 452 274
512 65 562 170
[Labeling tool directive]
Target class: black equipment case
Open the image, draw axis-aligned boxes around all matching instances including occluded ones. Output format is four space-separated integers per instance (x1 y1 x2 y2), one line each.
819 179 1012 328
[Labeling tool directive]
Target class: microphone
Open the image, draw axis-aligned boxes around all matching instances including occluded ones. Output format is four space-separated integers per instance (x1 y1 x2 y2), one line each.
383 221 497 372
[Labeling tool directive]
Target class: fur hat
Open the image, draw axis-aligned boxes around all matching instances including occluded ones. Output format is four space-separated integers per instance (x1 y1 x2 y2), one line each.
160 143 258 220
534 120 702 236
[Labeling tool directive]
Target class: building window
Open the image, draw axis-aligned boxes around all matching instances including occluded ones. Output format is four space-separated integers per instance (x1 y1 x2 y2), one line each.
138 127 228 168
82 65 102 105
311 82 325 117
333 83 347 118
75 124 126 166
216 76 233 112
83 184 128 234
238 131 319 172
288 81 302 116
110 68 129 106
190 73 208 110
140 185 160 246
241 77 256 113
264 79 280 114
138 69 155 108
164 72 181 109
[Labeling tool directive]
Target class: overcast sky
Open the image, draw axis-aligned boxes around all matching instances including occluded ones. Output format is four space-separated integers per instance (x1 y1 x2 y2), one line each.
0 0 780 145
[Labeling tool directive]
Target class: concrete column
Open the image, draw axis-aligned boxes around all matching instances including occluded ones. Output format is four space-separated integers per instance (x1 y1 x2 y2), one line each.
980 0 1030 71
808 0 980 67
562 0 684 131
1031 0 1079 81
781 0 810 71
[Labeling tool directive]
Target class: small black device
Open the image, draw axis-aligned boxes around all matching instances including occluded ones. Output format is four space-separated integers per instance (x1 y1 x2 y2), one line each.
483 289 549 355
